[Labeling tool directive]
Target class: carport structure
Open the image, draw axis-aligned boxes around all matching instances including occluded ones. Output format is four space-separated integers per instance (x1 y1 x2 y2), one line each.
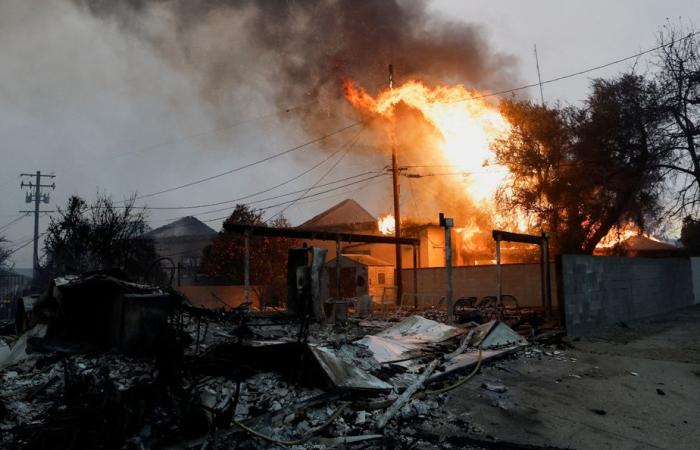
222 222 420 307
492 230 553 318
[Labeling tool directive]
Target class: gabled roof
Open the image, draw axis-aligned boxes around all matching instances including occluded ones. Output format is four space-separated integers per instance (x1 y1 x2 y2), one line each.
622 235 678 252
298 199 375 229
145 216 217 240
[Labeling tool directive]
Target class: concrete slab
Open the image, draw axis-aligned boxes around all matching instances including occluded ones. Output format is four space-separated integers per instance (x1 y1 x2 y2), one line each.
437 305 700 450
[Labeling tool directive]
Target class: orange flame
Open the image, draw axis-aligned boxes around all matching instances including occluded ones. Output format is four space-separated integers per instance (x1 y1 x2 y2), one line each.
596 223 665 249
344 79 511 202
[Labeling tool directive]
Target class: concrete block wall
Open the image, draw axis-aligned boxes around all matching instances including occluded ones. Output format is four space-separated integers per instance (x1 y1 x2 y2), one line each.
691 257 700 304
560 256 695 336
402 263 557 308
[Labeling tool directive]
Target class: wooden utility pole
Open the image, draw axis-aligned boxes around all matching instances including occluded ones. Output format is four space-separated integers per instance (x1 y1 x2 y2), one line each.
19 171 55 281
243 229 251 304
389 64 403 305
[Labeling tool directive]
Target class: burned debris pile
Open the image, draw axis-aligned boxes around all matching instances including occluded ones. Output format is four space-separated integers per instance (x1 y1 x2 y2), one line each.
0 272 557 449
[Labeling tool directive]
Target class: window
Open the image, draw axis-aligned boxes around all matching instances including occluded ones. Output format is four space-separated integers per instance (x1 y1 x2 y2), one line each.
377 272 386 285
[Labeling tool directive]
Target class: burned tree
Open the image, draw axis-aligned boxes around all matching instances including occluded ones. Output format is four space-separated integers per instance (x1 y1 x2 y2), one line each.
655 23 700 216
43 194 157 279
201 204 298 308
0 235 10 270
495 74 667 254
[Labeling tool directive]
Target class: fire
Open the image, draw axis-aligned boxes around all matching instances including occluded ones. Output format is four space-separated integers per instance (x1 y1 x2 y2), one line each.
596 223 665 249
378 214 395 235
344 79 511 202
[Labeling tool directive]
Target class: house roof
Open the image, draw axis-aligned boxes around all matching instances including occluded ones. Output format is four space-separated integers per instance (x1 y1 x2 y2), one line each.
328 254 394 267
622 235 679 252
299 199 375 229
145 216 217 240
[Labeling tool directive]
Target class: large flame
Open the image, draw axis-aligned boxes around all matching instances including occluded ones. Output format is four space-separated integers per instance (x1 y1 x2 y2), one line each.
344 79 511 202
596 223 665 249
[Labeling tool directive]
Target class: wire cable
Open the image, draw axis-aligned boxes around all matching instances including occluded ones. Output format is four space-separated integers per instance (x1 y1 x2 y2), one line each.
6 233 45 256
133 136 366 211
184 170 382 216
201 173 387 223
147 169 383 227
445 30 700 103
0 213 29 233
266 129 364 222
133 122 361 201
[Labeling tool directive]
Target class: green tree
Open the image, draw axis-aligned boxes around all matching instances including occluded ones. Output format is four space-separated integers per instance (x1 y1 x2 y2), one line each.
201 204 298 307
495 74 668 254
44 194 157 279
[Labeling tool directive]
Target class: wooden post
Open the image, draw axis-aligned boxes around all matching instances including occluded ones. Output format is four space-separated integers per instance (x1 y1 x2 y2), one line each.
244 229 251 304
413 244 418 309
496 237 502 307
543 232 552 319
335 238 341 298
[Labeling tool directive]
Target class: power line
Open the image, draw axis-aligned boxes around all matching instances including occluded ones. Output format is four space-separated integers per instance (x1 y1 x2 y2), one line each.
7 233 45 257
146 168 382 228
0 213 28 233
190 170 382 213
249 174 385 213
201 173 387 224
292 175 387 207
133 121 361 201
266 129 364 222
132 133 364 211
446 30 700 104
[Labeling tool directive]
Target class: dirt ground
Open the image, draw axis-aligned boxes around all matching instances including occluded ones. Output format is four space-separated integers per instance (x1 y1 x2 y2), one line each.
434 305 700 450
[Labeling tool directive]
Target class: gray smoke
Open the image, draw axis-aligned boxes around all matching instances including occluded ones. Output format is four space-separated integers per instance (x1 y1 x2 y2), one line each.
73 0 520 135
70 0 522 230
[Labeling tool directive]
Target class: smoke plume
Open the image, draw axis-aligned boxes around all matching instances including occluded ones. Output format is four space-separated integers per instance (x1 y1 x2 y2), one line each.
73 0 519 136
72 0 522 238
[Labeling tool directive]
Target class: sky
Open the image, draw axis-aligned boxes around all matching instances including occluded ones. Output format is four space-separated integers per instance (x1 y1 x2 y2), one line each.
1 0 699 268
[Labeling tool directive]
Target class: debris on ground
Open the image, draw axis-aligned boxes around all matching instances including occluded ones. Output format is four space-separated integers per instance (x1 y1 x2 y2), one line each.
0 272 560 449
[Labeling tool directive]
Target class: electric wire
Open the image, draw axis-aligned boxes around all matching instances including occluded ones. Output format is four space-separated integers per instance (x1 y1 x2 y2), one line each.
7 233 45 256
200 173 387 223
265 129 364 222
148 169 383 227
446 30 700 103
132 121 361 201
292 175 387 207
194 170 381 214
133 135 366 211
0 213 28 233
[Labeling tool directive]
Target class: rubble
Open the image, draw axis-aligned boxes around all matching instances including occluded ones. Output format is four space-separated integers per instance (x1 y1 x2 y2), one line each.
0 273 545 449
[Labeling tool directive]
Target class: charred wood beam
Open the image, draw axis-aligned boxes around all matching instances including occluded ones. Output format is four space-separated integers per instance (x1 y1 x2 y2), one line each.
223 223 419 245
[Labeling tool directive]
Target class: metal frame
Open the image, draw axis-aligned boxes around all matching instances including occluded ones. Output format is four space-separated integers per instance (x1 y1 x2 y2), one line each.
492 230 552 318
222 223 420 306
